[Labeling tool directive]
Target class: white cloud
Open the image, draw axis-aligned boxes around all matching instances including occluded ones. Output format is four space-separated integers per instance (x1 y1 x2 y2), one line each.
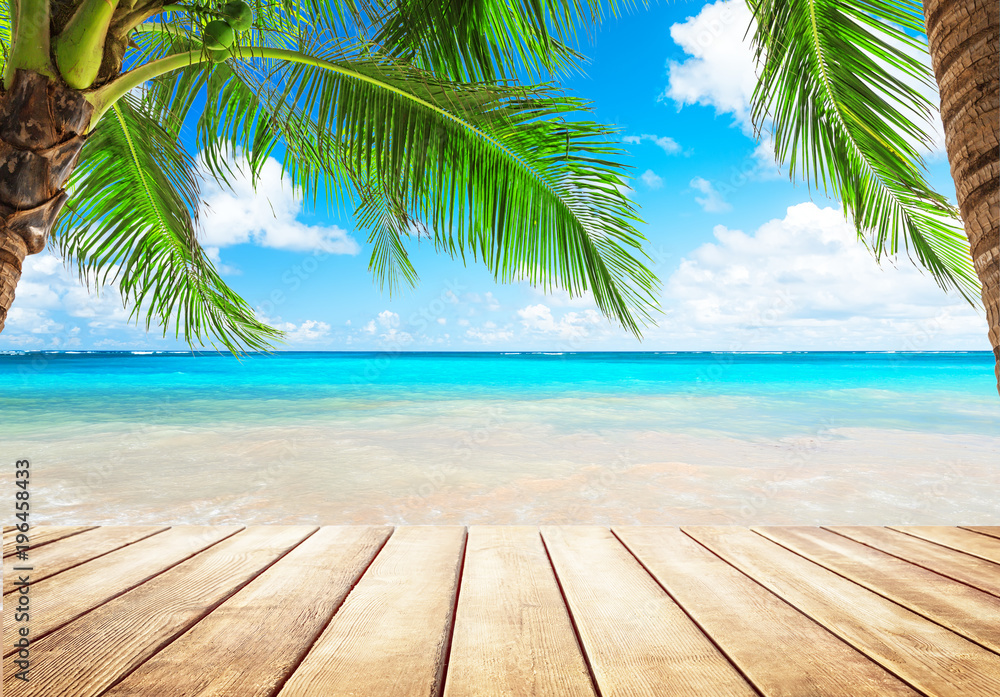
199 157 360 255
749 136 782 179
640 169 664 189
517 304 603 340
530 288 596 308
5 307 62 334
1 252 132 345
204 246 241 275
518 304 554 332
662 0 757 129
623 133 682 154
690 177 731 212
662 0 945 156
465 324 514 343
658 202 986 348
272 319 331 343
360 310 412 345
376 310 398 327
463 291 501 311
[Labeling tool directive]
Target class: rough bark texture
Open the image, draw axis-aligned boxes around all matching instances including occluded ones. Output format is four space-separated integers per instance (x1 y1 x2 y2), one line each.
923 0 999 388
0 70 92 332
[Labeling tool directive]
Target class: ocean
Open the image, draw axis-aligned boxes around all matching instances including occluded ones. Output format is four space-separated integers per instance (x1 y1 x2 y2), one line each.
4 351 998 525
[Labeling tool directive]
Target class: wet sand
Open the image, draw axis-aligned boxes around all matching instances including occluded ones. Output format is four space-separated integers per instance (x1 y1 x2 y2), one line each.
19 420 1000 525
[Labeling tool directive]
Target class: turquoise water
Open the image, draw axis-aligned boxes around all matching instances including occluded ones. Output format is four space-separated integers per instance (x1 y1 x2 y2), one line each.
5 351 998 525
3 351 998 437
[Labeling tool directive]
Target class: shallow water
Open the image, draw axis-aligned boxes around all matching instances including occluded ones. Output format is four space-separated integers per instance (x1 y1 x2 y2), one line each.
4 351 998 524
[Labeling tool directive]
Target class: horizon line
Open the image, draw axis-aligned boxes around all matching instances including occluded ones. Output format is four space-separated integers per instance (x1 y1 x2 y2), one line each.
1 349 992 356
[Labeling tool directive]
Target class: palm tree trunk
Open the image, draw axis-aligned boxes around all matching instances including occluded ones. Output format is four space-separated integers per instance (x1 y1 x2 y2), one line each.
922 0 999 389
0 70 92 332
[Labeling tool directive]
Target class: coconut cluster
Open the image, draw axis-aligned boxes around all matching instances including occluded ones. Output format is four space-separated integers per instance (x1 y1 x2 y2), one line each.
202 2 254 62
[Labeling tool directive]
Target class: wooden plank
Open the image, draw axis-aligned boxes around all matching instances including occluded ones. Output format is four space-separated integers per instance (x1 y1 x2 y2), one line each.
443 526 597 697
3 526 97 558
684 526 1000 697
889 526 1000 565
2 526 316 697
277 526 466 697
826 526 1000 598
103 526 390 697
615 526 919 697
756 526 1000 653
2 526 241 651
961 526 1000 541
541 526 755 697
3 526 169 595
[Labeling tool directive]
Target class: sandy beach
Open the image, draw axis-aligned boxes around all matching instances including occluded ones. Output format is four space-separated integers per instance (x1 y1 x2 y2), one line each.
20 420 1000 526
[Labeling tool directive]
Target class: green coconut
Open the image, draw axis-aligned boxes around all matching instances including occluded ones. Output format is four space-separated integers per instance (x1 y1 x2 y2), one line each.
203 20 235 50
209 47 231 63
222 1 254 32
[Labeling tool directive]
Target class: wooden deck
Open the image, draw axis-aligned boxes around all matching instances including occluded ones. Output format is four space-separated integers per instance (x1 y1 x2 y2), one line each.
3 525 1000 696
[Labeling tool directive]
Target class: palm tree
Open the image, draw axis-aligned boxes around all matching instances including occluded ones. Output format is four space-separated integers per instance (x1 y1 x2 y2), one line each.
0 0 659 351
747 0 997 385
922 0 998 384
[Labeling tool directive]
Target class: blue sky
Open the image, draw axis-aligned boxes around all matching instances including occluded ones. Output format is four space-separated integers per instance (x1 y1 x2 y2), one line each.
1 0 988 352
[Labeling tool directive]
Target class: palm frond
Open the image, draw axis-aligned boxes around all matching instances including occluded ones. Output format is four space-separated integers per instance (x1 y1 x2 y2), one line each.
229 46 658 333
371 0 610 81
748 0 980 304
124 37 658 333
238 0 623 80
131 29 347 203
354 174 420 294
134 37 417 295
52 94 280 352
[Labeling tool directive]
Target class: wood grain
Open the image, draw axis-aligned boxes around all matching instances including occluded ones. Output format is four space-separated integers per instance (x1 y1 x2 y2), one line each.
541 526 755 697
104 526 391 697
3 526 168 595
756 526 1000 652
3 526 96 557
889 526 1000 564
5 525 998 695
2 526 241 652
961 526 1000 541
825 526 1000 598
615 526 919 697
444 526 596 697
684 526 1000 697
277 526 466 697
2 526 316 697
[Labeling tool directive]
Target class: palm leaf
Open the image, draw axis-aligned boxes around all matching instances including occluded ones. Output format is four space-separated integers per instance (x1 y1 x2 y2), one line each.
122 39 658 333
228 45 659 333
748 0 980 303
135 38 418 295
354 173 420 294
52 94 280 352
370 0 605 81
133 32 349 207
